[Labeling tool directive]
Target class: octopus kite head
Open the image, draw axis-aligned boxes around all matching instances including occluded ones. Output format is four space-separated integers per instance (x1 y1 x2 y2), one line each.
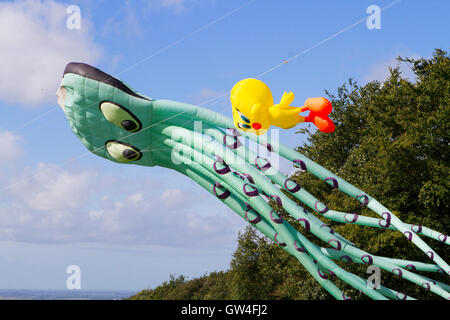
230 78 273 135
56 62 155 166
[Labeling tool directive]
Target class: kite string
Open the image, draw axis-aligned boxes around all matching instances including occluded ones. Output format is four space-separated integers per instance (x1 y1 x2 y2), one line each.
117 0 258 77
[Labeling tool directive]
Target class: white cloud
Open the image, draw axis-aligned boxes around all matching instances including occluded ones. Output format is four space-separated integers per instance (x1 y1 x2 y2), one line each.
100 3 148 39
9 163 92 211
0 0 102 106
0 131 23 164
88 209 103 220
0 164 246 247
160 188 190 207
364 53 420 83
127 192 144 204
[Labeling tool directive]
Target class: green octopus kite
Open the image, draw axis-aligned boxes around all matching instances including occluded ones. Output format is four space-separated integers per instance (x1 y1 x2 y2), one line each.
57 62 449 300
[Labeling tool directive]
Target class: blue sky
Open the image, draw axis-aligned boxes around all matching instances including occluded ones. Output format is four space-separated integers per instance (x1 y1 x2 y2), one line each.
0 0 448 291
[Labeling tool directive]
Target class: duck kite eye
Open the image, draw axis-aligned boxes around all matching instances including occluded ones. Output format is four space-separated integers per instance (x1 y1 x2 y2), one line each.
238 123 251 129
99 101 142 132
237 110 251 123
105 140 142 163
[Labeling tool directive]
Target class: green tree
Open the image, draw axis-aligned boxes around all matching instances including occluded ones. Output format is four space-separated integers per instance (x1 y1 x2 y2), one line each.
229 226 330 299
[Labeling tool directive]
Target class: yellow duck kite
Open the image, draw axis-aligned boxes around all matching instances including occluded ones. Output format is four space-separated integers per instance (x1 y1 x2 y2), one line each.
230 78 335 135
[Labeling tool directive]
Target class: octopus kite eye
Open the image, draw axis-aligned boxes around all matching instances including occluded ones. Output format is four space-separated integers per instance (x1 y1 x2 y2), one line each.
238 123 251 129
105 140 142 162
99 101 142 132
121 120 137 131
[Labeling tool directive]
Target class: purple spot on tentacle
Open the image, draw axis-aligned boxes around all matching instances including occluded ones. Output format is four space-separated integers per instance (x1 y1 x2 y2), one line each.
378 212 391 228
324 177 339 189
262 142 272 152
227 128 241 137
404 231 413 241
260 189 270 198
411 225 422 233
213 182 230 200
244 204 261 224
298 218 310 232
406 264 416 271
320 224 335 234
293 159 307 172
426 251 434 260
340 255 353 263
314 201 329 214
361 254 373 265
438 234 448 243
328 239 342 250
213 156 230 175
270 210 283 224
223 134 241 149
215 155 224 164
422 282 431 291
318 268 328 279
243 184 259 197
269 195 282 207
344 212 359 223
392 268 403 278
254 156 271 171
396 292 407 300
356 194 369 207
232 171 245 181
437 268 444 274
342 293 352 300
242 173 255 184
328 270 336 278
284 179 301 193
294 240 307 253
274 233 286 247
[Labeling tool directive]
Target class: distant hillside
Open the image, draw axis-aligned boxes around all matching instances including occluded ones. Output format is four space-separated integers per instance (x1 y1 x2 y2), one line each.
128 272 233 300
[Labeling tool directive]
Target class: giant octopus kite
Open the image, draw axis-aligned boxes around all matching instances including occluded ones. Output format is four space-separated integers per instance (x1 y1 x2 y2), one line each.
57 62 449 300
